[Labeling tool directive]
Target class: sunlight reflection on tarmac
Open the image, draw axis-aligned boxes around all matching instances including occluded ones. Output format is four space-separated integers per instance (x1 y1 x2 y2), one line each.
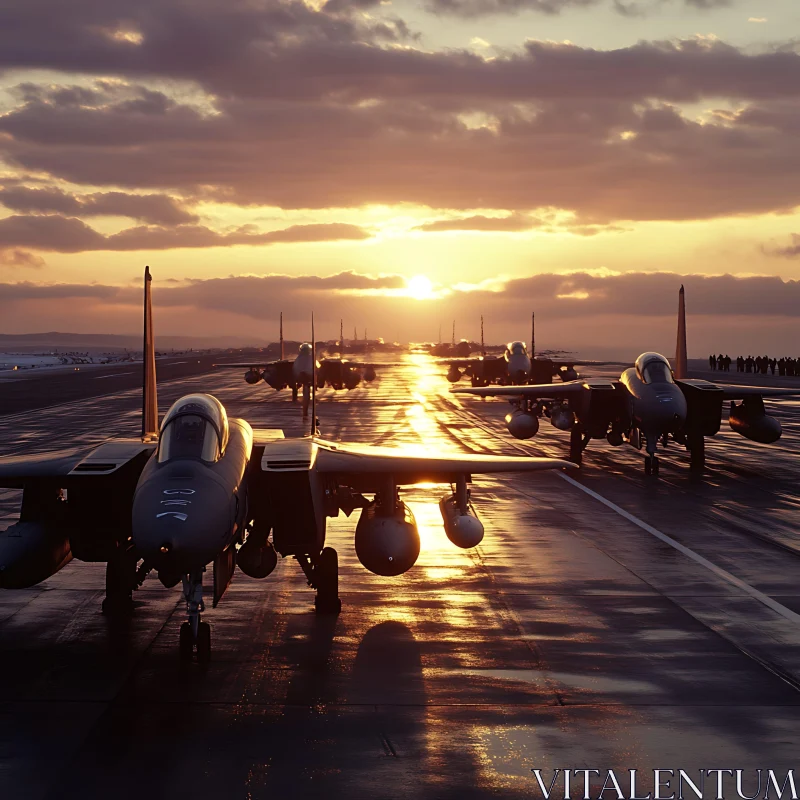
1 356 800 799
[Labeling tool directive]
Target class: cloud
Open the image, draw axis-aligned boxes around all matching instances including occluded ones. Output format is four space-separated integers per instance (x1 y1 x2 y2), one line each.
0 4 797 224
0 215 371 252
7 269 800 355
764 233 800 258
424 0 730 16
0 248 45 268
0 187 199 225
748 17 767 23
415 212 540 232
5 269 800 320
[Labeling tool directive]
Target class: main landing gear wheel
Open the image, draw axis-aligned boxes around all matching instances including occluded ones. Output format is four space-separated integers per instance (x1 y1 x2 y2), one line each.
569 428 583 466
179 622 194 661
196 622 211 663
644 455 660 476
102 548 137 616
314 547 341 615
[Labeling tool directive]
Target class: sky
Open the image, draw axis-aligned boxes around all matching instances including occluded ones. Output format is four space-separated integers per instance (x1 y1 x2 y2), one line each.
1 0 799 357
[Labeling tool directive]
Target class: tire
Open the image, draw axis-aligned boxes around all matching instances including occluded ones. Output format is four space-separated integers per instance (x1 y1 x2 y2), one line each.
314 547 340 615
102 551 135 616
644 457 652 476
196 622 211 663
179 622 194 661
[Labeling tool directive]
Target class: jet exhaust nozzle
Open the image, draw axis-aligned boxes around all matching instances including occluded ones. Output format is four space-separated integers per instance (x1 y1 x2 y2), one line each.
446 366 462 383
439 496 484 549
549 403 575 432
729 400 781 444
505 409 539 440
559 367 578 382
606 431 624 447
363 366 376 382
355 501 420 576
244 369 262 385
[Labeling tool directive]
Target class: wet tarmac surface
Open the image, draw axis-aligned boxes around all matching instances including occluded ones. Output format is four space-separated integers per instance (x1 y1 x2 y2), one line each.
2 356 800 799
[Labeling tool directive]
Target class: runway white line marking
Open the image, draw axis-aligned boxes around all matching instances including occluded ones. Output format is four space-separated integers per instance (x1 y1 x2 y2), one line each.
557 471 800 626
92 372 135 380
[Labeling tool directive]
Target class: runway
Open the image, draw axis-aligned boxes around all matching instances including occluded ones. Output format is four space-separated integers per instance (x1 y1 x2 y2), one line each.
2 356 800 799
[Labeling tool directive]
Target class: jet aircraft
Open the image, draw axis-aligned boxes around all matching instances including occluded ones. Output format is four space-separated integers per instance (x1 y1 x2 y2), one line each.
442 315 618 387
0 268 574 662
453 287 800 475
215 313 384 417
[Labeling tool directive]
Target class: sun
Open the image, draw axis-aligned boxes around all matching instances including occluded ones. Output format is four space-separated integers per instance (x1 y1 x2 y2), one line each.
406 275 435 300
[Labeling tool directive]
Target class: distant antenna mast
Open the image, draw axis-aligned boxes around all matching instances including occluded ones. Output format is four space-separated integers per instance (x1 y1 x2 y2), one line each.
364 328 367 341
481 315 485 356
531 312 535 359
438 324 442 344
340 319 343 351
451 321 455 346
280 312 284 360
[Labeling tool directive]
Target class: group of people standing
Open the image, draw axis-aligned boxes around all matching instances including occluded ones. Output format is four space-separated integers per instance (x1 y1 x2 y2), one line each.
709 354 800 376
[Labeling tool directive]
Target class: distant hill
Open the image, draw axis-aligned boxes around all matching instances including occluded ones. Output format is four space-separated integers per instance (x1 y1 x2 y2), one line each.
0 331 268 352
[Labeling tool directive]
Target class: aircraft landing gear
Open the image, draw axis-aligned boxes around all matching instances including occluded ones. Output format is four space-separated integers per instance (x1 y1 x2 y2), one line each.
569 428 585 465
688 431 705 473
179 569 211 662
313 547 341 615
644 455 660 476
102 546 138 616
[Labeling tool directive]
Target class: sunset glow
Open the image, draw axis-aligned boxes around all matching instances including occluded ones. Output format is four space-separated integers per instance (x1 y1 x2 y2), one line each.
0 1 798 355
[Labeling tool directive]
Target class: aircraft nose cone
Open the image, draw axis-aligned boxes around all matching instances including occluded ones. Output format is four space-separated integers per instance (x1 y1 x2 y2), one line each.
132 474 232 573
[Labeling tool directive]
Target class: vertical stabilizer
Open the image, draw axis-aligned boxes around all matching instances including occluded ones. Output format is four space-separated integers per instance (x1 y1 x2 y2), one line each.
279 312 285 360
675 285 688 379
141 266 159 441
531 312 535 359
311 315 317 436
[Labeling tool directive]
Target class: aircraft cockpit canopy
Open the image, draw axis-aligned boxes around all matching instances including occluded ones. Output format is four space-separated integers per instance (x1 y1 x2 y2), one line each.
507 341 527 355
158 394 230 464
635 353 674 385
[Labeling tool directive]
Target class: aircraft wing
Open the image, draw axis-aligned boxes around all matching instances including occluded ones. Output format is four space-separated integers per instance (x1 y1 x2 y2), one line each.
214 359 290 369
342 360 405 369
553 360 626 368
0 440 157 488
314 439 574 486
433 358 479 366
452 380 591 399
717 385 800 401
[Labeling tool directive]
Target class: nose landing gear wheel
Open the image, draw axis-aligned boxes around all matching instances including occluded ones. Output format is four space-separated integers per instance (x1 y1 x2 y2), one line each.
314 546 342 615
179 570 211 661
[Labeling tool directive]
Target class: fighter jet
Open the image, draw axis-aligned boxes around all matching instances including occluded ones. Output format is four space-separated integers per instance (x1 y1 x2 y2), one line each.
214 314 384 416
453 287 800 475
0 268 574 662
442 314 618 387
